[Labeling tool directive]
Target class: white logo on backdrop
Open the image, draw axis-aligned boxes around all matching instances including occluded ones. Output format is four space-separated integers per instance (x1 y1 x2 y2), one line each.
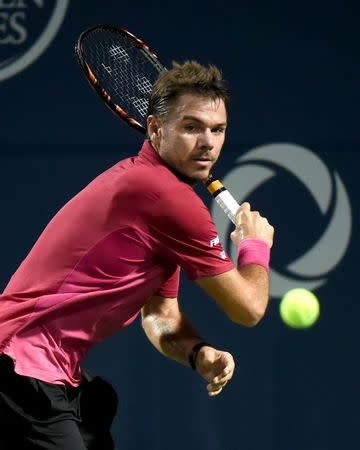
0 0 69 81
211 143 352 298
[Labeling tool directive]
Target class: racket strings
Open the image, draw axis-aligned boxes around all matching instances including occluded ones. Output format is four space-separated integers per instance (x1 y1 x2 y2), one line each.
81 29 160 123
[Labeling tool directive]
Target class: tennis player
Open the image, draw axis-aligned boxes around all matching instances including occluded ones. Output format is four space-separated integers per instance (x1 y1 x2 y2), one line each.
0 61 274 449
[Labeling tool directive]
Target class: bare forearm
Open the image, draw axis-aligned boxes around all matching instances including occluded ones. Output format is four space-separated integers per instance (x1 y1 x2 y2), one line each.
237 263 270 323
197 265 270 326
142 312 203 367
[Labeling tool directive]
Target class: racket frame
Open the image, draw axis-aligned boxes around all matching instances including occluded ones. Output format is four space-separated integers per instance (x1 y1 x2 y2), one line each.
75 24 165 134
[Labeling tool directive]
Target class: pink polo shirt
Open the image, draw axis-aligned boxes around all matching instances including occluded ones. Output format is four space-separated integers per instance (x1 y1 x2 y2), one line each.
0 141 234 386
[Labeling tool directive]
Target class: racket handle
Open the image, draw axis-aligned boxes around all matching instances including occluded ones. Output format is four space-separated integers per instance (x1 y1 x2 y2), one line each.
205 177 239 225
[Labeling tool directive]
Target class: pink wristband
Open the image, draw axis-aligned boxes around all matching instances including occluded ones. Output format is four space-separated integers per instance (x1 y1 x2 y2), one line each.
237 238 270 270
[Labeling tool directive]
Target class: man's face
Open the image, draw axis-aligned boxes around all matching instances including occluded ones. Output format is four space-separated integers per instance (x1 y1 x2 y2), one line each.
148 93 227 183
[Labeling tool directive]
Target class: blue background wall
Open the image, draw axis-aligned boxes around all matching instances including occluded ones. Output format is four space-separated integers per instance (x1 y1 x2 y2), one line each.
0 1 359 449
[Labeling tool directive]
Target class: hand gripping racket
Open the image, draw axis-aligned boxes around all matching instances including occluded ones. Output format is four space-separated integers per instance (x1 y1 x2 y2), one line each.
75 25 240 224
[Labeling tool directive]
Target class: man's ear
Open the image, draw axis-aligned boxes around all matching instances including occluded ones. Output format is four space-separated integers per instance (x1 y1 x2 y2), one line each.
147 116 162 145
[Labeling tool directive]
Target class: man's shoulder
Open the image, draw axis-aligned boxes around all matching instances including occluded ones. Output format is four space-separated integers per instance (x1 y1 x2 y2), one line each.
121 163 195 198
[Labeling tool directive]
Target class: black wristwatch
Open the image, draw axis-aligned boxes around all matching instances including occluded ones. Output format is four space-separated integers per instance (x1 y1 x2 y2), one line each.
188 342 209 371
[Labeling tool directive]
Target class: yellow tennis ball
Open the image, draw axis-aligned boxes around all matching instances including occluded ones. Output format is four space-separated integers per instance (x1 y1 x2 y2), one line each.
279 288 320 329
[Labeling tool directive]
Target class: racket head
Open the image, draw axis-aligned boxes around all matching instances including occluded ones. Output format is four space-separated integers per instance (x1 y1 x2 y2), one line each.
75 24 166 135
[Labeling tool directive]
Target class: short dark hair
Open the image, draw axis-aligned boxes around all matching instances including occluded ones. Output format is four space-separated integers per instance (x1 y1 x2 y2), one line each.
148 60 230 120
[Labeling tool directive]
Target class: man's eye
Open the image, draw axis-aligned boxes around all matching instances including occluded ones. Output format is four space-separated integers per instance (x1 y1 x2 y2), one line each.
213 127 225 134
184 125 197 132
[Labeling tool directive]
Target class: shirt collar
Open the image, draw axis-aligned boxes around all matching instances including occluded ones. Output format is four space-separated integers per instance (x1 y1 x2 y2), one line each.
137 140 165 167
137 140 196 185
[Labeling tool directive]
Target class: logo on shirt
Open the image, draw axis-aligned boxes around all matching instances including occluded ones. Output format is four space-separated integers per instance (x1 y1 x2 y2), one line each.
209 235 220 248
211 143 352 298
210 235 226 260
0 0 70 81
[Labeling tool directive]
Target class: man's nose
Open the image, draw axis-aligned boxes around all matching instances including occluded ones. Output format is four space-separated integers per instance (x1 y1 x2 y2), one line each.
198 129 214 149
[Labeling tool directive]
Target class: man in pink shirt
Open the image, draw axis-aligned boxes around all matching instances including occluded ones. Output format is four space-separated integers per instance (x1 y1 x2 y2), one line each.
0 61 274 449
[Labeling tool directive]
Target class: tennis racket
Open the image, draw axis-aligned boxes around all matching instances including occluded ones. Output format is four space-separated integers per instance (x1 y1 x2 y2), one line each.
75 24 240 224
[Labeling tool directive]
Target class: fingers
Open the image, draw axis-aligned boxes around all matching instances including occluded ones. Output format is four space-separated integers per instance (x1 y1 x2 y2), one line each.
213 369 233 385
235 202 250 225
208 385 223 397
207 379 228 395
236 202 259 222
240 201 251 211
206 366 235 397
196 348 235 397
232 201 274 247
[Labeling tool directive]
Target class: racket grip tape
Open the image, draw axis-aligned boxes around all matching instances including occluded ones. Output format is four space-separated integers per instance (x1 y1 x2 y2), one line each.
206 178 239 224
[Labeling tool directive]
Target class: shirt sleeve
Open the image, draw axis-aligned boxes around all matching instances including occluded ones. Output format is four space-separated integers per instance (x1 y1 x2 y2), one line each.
154 265 180 297
148 186 235 280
